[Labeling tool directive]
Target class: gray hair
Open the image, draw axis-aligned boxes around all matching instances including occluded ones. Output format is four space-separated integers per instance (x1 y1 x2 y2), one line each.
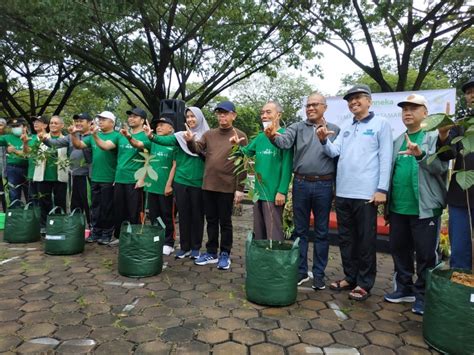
266 100 283 113
50 115 64 124
308 91 327 104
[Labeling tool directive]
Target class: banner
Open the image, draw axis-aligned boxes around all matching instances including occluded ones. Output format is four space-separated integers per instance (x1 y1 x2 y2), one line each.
302 88 456 139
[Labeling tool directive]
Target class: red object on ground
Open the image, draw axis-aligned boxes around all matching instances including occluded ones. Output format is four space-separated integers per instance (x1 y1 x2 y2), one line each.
310 211 390 236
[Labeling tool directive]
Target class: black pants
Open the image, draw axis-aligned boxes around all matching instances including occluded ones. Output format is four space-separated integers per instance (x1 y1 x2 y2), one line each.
335 197 377 291
203 190 234 255
91 182 114 239
174 182 204 252
38 181 67 227
113 183 144 239
28 181 40 206
389 212 439 301
0 175 6 211
148 192 175 247
71 175 91 227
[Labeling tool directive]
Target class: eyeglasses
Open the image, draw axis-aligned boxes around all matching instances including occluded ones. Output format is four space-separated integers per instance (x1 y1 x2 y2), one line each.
305 103 326 109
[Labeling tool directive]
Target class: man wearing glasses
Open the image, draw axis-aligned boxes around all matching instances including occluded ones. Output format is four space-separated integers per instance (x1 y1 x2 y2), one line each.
265 92 340 291
316 84 393 301
184 101 248 270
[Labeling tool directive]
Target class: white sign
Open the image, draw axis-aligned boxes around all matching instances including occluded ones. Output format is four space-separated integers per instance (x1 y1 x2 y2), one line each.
302 88 456 139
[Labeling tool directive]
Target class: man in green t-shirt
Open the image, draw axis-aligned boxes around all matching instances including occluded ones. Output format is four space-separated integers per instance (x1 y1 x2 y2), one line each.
0 118 29 207
92 107 149 243
71 111 118 244
384 94 448 316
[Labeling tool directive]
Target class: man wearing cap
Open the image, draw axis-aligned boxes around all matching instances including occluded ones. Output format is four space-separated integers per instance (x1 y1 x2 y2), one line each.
317 84 393 301
265 92 340 290
0 118 8 210
0 118 29 206
39 113 93 227
125 116 177 255
184 101 248 270
71 111 119 244
383 94 448 315
437 77 474 270
92 107 149 243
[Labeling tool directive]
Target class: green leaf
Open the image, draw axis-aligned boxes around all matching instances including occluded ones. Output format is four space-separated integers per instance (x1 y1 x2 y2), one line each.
455 170 474 190
451 136 463 144
146 165 158 181
461 135 474 155
252 192 259 203
134 167 147 181
421 113 454 131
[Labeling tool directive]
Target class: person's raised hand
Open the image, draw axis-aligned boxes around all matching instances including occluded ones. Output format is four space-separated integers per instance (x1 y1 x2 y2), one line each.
120 128 131 139
229 128 245 145
264 122 280 139
21 126 31 143
183 123 196 142
6 144 16 154
398 133 422 157
143 120 152 137
316 123 335 142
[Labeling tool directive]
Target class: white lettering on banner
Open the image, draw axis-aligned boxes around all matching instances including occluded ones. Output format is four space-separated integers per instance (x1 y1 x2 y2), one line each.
301 88 456 140
45 235 66 240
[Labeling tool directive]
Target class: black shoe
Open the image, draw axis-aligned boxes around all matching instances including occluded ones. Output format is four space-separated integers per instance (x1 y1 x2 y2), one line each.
312 278 326 290
297 274 310 286
97 236 112 245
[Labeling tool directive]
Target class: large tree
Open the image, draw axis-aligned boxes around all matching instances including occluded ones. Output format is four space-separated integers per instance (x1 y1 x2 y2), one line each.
282 0 473 92
0 0 312 117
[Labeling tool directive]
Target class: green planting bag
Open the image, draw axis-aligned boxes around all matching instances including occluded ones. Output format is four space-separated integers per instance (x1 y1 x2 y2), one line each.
118 219 165 278
245 232 300 306
45 207 85 255
4 200 41 243
423 266 474 355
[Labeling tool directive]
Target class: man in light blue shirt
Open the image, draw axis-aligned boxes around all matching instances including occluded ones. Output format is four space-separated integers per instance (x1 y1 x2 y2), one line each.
317 84 393 301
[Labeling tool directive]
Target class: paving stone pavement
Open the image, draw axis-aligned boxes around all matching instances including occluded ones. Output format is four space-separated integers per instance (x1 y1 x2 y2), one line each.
0 204 439 354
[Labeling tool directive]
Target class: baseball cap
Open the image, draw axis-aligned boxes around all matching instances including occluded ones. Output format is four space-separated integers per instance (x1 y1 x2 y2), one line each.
126 107 147 119
156 117 175 129
32 115 50 124
462 77 474 93
73 112 92 121
0 118 7 125
96 111 116 122
214 101 236 112
397 94 428 109
8 117 27 126
343 84 372 100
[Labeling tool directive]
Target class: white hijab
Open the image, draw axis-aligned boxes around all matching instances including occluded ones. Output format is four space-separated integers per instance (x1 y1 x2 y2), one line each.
175 107 210 156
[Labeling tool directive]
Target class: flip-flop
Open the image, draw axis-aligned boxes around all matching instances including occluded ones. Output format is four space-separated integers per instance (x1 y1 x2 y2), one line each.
329 279 353 291
348 286 370 301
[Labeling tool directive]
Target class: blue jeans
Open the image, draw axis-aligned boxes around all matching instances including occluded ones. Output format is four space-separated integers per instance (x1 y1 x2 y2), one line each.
449 205 473 270
6 165 28 207
293 178 334 279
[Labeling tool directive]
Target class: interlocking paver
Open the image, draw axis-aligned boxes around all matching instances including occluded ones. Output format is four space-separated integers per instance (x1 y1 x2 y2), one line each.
0 205 439 354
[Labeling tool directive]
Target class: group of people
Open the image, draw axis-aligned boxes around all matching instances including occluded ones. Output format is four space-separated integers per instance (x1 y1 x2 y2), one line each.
0 77 472 317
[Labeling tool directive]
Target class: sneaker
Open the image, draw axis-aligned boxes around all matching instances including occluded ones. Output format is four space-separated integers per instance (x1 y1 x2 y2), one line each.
86 234 100 243
384 290 416 303
175 250 191 259
297 274 310 286
194 252 218 265
97 236 112 245
411 299 424 315
217 252 231 270
189 250 200 259
163 245 175 256
312 278 326 290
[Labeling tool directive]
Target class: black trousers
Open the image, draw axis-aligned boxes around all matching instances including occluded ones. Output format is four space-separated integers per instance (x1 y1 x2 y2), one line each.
148 192 175 247
389 212 439 301
0 175 6 211
71 175 91 227
90 182 114 239
174 182 204 251
335 197 377 291
28 181 40 206
38 181 67 227
113 183 144 239
203 190 234 255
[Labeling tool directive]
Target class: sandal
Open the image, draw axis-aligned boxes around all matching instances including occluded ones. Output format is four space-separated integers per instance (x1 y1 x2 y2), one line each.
348 286 370 301
329 279 354 291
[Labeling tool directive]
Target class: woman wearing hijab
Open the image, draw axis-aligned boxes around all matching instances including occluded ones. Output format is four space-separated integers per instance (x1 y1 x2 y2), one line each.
145 107 209 259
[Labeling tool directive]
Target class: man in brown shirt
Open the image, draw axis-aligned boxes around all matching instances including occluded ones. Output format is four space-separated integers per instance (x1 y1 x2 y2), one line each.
185 101 247 270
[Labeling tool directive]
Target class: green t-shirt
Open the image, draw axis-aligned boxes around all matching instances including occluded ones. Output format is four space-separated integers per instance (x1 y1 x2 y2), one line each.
241 129 293 202
143 138 176 195
150 134 205 188
110 131 149 184
0 134 28 167
42 136 62 181
27 135 40 179
390 130 425 215
83 131 119 183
